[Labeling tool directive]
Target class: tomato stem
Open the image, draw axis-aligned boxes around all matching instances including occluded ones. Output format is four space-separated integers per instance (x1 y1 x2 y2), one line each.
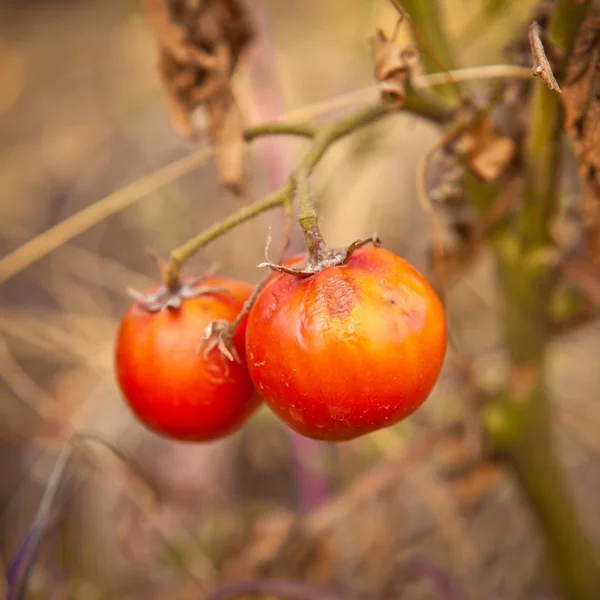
294 167 326 264
199 268 276 365
232 274 270 331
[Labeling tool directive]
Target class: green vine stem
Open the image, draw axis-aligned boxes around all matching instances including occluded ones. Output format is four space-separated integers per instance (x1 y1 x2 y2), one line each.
163 103 402 291
391 0 460 105
293 167 326 264
164 183 291 293
404 85 454 123
244 122 318 141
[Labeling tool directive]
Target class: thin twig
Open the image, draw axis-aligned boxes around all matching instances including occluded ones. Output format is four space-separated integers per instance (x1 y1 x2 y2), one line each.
529 22 562 93
9 438 78 600
227 272 271 337
6 433 163 600
164 184 293 290
245 122 318 141
0 63 533 285
0 147 214 285
268 65 530 124
415 64 532 88
0 222 155 293
11 428 214 588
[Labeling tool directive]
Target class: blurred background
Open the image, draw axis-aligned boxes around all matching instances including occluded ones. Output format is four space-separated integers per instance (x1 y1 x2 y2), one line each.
2 0 600 599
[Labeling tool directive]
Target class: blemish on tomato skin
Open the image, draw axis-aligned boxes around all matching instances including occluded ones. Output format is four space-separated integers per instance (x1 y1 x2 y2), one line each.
314 270 359 319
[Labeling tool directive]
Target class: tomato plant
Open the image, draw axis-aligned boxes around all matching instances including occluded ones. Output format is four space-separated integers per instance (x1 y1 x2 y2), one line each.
246 247 447 441
115 275 260 441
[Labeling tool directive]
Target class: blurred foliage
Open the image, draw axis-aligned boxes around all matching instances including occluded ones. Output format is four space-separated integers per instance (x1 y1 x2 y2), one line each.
2 1 600 599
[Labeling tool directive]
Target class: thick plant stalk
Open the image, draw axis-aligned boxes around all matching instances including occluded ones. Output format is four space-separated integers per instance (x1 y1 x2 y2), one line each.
390 0 459 104
487 238 600 598
403 0 600 597
485 377 600 599
486 1 600 597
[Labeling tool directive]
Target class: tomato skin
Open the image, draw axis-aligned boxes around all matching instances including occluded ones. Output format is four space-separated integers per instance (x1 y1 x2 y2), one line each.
245 248 447 441
115 276 260 441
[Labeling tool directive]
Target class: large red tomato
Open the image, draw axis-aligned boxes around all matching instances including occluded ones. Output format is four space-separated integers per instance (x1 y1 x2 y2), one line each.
245 247 447 441
115 275 260 441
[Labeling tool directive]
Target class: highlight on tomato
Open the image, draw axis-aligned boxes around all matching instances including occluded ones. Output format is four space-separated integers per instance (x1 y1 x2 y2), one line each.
115 275 260 442
245 246 447 441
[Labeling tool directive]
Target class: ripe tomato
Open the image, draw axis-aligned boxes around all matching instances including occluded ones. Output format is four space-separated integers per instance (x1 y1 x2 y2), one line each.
115 275 260 441
245 247 446 441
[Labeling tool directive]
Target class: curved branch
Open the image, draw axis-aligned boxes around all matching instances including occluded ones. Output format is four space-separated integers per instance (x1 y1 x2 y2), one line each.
164 104 391 289
165 184 292 291
245 122 318 141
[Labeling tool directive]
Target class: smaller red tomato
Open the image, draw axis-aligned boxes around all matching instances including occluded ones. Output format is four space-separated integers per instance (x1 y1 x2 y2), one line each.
115 275 260 441
245 247 447 441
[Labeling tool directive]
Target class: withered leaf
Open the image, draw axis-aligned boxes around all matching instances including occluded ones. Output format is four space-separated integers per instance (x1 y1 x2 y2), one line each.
563 17 600 268
208 91 246 195
563 258 600 310
142 0 254 193
369 27 419 110
455 117 516 183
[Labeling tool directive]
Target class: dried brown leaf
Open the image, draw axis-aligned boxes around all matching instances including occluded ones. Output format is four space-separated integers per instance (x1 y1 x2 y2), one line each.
143 0 216 67
455 117 516 183
562 258 600 310
208 92 246 193
143 0 254 192
158 49 198 139
563 17 600 268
